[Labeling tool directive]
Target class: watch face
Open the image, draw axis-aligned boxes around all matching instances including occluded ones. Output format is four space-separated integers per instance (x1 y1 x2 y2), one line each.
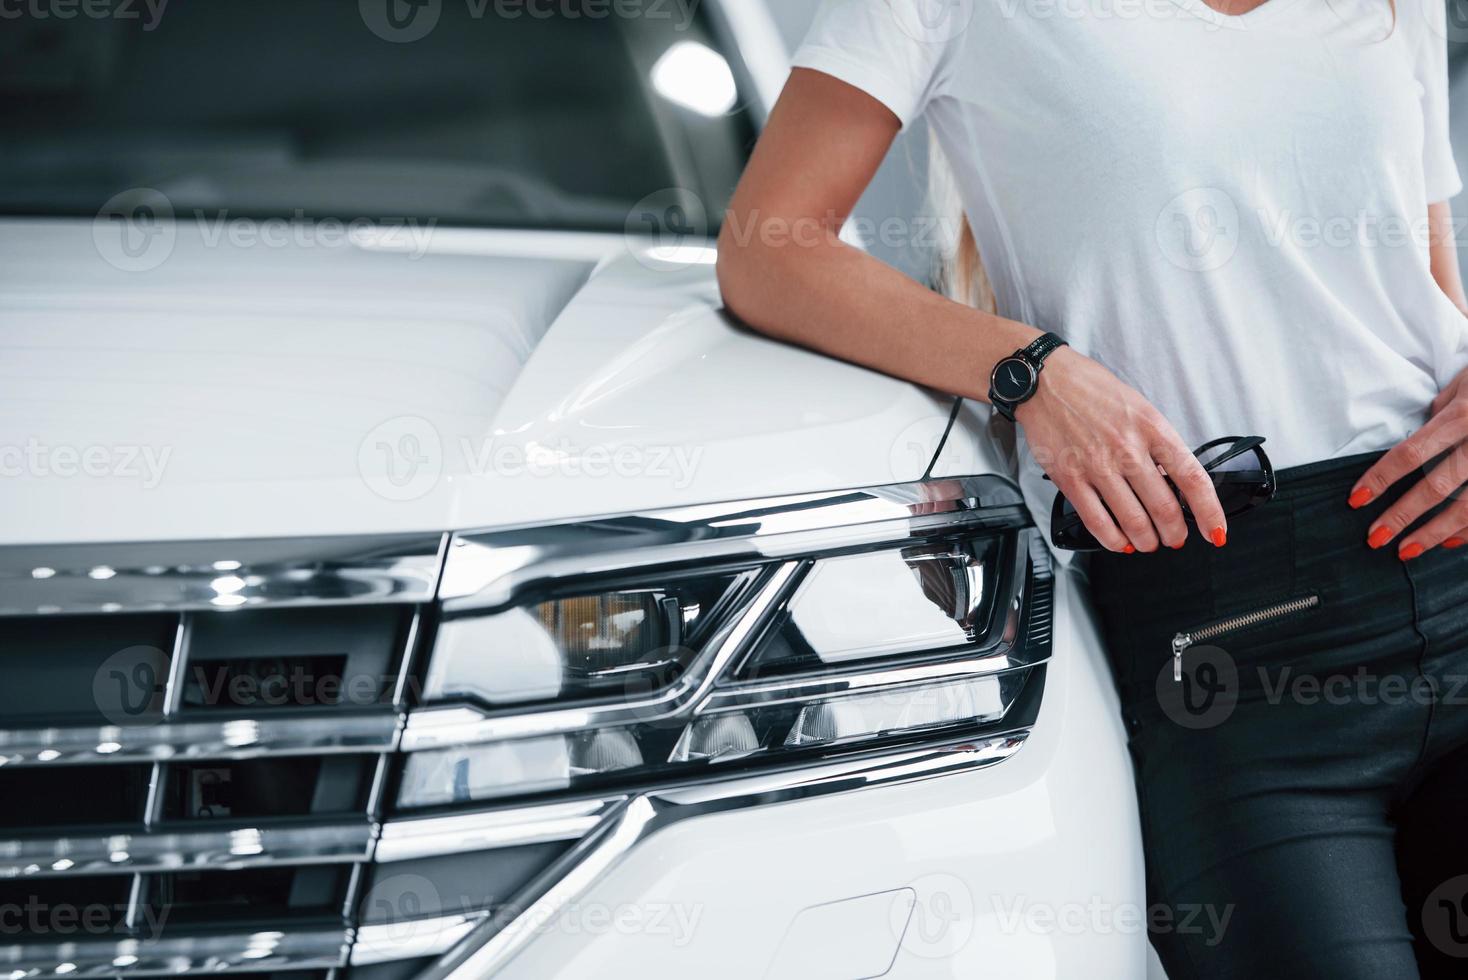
992 357 1036 402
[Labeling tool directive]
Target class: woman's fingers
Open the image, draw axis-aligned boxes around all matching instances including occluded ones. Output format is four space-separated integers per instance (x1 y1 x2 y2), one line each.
1151 433 1229 548
1370 444 1468 555
1394 498 1468 558
1094 471 1161 553
1351 402 1468 508
1124 450 1189 550
1058 478 1133 553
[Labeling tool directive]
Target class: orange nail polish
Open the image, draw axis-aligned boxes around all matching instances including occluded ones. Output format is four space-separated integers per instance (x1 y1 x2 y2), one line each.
1446 538 1467 550
1170 541 1186 550
1210 526 1227 548
1368 527 1394 550
1123 544 1136 555
1400 543 1425 561
1348 488 1374 510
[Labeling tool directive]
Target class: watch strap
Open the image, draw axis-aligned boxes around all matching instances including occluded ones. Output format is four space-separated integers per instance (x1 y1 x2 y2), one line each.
1021 331 1068 368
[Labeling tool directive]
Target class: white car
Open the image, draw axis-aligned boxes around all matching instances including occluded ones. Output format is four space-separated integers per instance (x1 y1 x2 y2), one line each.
0 2 1146 977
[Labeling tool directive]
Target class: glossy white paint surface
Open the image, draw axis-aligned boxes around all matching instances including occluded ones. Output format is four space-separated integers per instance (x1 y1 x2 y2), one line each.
0 220 955 544
495 570 1148 980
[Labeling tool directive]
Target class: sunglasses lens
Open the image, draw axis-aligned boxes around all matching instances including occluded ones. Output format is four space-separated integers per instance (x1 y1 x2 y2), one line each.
1051 496 1101 551
1197 443 1273 517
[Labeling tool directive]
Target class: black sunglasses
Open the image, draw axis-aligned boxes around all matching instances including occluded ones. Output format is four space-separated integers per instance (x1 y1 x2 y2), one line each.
1049 436 1277 552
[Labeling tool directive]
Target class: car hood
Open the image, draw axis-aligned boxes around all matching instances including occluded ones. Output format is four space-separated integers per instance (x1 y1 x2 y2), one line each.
1 219 980 545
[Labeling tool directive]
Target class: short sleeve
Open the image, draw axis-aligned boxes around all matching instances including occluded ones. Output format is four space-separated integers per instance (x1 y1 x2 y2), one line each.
1404 1 1463 202
791 0 960 131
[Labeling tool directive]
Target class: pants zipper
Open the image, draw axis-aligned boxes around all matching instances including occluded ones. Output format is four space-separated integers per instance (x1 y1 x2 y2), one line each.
1171 595 1321 682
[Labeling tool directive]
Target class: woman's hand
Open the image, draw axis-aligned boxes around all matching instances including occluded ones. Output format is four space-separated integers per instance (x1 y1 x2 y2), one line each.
1016 348 1230 554
1349 365 1468 558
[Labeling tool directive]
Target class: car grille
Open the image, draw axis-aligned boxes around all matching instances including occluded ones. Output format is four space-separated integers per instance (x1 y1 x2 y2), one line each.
0 477 1050 980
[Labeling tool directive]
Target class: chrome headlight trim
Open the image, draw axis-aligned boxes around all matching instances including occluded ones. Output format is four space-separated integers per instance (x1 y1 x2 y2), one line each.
437 476 1025 612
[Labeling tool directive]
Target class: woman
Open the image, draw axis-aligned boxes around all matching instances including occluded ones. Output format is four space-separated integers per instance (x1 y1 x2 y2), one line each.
717 1 1468 976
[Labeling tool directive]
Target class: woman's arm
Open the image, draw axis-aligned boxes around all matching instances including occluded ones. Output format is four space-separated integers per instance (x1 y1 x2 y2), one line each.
717 69 1228 554
717 69 1034 400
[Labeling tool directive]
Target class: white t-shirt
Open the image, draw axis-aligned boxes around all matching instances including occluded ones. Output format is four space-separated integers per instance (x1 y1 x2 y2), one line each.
794 0 1468 538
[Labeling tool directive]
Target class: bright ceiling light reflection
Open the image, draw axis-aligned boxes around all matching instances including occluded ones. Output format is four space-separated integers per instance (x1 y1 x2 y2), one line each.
30 567 55 580
229 829 265 857
651 41 738 117
211 575 246 595
212 559 242 571
88 566 116 580
223 720 260 747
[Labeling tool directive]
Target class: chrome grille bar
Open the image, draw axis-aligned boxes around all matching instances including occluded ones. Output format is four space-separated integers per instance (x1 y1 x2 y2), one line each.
0 712 401 767
0 928 351 979
0 822 375 879
0 533 445 616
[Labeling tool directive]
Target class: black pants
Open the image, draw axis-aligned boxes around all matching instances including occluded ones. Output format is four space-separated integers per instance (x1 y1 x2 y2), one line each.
1085 451 1468 979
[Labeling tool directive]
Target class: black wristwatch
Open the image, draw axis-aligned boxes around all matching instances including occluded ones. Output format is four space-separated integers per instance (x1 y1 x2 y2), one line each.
988 332 1068 423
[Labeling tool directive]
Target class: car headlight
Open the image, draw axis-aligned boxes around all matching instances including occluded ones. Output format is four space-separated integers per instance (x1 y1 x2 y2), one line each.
423 571 757 707
398 478 1049 810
